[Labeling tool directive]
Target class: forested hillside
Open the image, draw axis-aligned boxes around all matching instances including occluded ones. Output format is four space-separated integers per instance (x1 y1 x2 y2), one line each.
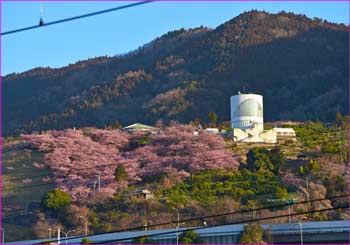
3 10 348 136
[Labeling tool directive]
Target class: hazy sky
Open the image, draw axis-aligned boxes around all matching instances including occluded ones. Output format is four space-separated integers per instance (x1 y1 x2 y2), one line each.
2 1 349 75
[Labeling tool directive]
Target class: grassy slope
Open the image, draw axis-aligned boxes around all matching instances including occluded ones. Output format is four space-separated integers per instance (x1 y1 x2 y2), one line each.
2 142 54 241
2 141 56 242
2 142 55 214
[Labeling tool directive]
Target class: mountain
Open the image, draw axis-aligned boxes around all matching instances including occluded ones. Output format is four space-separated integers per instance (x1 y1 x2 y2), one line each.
3 10 348 136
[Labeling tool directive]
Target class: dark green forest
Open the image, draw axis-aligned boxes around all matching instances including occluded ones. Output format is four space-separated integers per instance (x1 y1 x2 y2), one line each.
3 10 348 136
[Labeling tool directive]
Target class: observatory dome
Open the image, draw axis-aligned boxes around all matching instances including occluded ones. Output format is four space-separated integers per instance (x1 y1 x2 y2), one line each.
230 93 263 130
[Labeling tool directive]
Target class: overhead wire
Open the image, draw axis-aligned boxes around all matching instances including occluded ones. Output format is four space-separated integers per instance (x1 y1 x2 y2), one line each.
93 206 349 244
35 194 349 244
1 1 153 36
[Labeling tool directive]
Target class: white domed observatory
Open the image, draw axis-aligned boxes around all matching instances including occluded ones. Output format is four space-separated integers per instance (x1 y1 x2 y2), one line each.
230 93 263 130
230 92 276 143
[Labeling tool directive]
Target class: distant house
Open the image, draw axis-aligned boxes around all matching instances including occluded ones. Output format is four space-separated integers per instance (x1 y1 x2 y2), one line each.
132 189 154 200
204 128 220 134
274 128 296 140
122 123 159 134
204 128 228 136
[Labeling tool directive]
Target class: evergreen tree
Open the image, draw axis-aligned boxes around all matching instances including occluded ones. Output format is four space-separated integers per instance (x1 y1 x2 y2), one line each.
336 111 343 128
114 165 127 192
208 112 217 127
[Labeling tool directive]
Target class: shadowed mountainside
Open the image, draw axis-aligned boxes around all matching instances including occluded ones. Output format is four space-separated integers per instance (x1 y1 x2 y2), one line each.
3 10 348 135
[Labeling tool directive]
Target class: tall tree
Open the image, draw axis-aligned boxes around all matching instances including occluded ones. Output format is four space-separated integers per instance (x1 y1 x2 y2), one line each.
110 120 122 129
208 112 217 127
268 148 285 175
335 111 343 128
246 147 273 173
114 165 127 193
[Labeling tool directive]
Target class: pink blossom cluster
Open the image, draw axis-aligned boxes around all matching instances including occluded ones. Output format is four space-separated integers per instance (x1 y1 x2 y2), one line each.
21 125 238 200
21 129 137 200
131 124 238 179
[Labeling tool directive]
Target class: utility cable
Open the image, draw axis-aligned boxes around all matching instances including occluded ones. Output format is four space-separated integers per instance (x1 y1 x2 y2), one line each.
1 1 153 36
94 206 348 244
35 194 349 244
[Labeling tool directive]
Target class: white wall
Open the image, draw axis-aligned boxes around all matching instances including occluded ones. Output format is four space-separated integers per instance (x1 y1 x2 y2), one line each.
230 94 263 130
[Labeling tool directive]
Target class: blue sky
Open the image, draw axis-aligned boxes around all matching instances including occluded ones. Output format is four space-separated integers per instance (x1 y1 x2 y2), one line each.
1 1 349 76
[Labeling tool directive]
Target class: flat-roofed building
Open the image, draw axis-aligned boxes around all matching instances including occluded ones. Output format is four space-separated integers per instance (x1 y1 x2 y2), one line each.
274 127 296 140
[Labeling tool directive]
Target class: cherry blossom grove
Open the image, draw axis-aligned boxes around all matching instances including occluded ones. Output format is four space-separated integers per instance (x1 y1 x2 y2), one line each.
21 124 239 200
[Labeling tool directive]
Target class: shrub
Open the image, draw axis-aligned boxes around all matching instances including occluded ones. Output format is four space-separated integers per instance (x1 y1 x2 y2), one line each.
321 142 339 154
308 159 318 173
246 147 285 174
132 235 156 244
179 230 204 244
238 223 265 244
81 237 93 244
283 139 294 146
42 188 71 212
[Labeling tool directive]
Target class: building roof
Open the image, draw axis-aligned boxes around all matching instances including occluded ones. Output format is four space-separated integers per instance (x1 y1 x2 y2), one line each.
204 128 219 132
133 189 152 194
122 123 157 130
274 127 296 133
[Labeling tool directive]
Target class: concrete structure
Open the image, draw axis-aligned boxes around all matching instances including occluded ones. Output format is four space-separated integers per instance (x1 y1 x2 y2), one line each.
233 124 277 143
8 220 349 244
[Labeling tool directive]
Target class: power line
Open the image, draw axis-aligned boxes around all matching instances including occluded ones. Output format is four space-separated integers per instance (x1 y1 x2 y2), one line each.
1 1 153 36
35 194 349 244
94 206 348 244
40 203 349 244
94 205 348 244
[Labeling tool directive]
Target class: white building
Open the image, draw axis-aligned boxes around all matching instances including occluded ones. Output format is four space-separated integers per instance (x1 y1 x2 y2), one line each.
274 127 296 140
230 92 296 143
204 128 220 134
230 92 276 143
231 93 263 130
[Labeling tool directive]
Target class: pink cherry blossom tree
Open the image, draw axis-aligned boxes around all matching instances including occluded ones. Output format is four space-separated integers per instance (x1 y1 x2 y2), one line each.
21 125 239 200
